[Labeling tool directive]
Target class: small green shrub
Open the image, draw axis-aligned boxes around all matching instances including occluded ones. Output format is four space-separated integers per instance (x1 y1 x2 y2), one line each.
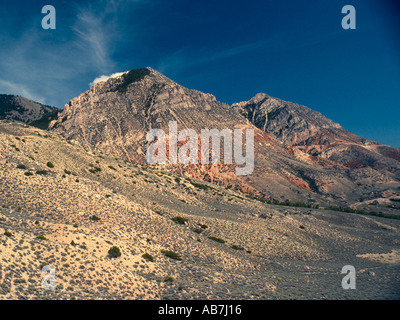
90 215 101 221
164 276 174 283
190 181 214 191
108 246 122 258
46 162 54 168
89 166 102 174
171 216 188 225
17 164 27 169
193 228 203 234
142 253 154 262
36 170 47 175
4 230 13 238
208 236 226 244
161 250 182 261
24 171 34 176
64 169 71 175
231 245 244 250
36 235 48 240
200 224 208 229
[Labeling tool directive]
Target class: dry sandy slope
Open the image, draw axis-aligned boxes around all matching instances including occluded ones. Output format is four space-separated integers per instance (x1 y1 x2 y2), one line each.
0 121 399 299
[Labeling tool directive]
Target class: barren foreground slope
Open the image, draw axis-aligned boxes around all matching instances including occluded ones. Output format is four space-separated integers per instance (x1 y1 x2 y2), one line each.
0 121 399 299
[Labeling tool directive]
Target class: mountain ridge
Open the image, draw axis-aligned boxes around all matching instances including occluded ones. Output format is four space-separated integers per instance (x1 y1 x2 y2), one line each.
0 94 60 129
7 67 400 210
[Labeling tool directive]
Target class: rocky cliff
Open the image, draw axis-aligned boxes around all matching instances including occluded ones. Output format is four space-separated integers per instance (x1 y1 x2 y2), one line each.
49 68 400 209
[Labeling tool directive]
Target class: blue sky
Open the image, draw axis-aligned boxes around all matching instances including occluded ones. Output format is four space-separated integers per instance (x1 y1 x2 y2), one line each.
0 0 399 147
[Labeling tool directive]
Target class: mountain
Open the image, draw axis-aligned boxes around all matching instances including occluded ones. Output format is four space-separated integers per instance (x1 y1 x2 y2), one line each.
232 92 400 169
0 94 60 129
1 69 399 300
49 67 400 210
1 120 399 299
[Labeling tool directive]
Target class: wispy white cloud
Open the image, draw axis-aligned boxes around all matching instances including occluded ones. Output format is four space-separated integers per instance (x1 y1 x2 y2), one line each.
71 4 116 74
89 72 125 87
0 0 143 107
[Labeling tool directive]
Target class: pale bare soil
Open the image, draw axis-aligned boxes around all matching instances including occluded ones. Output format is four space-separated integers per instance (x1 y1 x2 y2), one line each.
0 121 399 299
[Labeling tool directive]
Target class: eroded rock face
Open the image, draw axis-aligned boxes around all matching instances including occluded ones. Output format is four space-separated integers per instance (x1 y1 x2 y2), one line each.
233 93 400 172
50 68 248 161
233 93 344 144
49 67 400 207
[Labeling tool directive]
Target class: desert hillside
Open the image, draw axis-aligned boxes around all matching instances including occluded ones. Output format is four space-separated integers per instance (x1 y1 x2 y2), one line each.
1 120 399 299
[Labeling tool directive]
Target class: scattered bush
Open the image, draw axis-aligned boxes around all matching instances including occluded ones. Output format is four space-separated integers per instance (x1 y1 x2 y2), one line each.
231 245 244 250
24 171 34 176
208 236 226 244
17 164 27 169
108 246 122 258
64 169 71 175
4 230 12 238
299 225 305 229
164 276 174 283
36 235 48 240
200 224 208 229
193 228 203 234
90 215 101 221
324 205 400 220
161 250 182 261
46 162 54 168
171 216 188 225
89 166 102 174
108 166 117 171
36 170 48 175
142 253 154 262
250 196 319 209
190 181 214 191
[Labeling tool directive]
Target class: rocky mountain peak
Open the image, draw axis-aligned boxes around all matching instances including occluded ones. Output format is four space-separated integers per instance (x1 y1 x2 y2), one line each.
49 67 247 161
47 67 400 207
